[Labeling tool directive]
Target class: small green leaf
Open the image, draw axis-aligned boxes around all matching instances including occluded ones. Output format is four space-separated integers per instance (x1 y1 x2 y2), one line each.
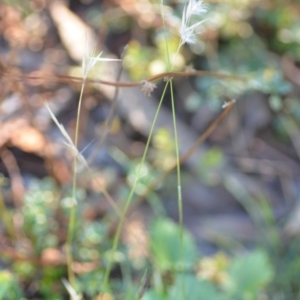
170 275 223 300
141 290 168 300
150 218 198 271
269 95 283 112
0 270 22 299
201 147 224 168
227 250 274 299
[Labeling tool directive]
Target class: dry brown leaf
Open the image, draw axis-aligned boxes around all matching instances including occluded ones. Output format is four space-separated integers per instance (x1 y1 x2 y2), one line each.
10 125 46 153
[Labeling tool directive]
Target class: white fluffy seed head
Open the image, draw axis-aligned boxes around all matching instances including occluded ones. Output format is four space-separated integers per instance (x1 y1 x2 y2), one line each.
180 0 207 46
186 0 207 19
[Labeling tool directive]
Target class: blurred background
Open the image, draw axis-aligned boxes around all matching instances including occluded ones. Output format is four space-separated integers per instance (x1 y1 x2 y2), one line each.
1 0 300 299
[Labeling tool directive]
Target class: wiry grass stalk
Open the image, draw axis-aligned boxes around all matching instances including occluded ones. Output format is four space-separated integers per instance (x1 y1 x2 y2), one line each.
45 48 121 292
158 0 185 297
169 79 184 299
169 0 208 295
102 82 170 291
66 78 86 286
126 101 236 214
103 0 207 293
64 38 121 288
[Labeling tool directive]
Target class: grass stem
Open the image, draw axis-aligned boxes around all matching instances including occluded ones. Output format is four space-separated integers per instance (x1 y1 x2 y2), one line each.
102 82 170 291
66 78 86 287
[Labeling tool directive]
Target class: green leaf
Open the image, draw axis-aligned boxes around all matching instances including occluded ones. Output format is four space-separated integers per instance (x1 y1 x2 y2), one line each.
141 290 168 300
201 147 224 169
170 275 223 300
150 218 198 271
0 270 22 299
269 95 283 112
227 250 274 299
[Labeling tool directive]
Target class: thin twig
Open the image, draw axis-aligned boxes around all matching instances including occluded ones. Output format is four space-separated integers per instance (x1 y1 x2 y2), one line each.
127 100 236 215
2 69 247 89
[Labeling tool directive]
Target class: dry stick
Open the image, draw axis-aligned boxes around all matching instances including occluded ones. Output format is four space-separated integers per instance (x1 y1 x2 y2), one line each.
179 101 236 163
126 100 236 216
3 70 246 88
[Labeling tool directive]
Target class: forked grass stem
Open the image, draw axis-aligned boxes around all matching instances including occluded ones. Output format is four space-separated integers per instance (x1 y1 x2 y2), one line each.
159 1 184 296
102 82 170 291
66 78 86 287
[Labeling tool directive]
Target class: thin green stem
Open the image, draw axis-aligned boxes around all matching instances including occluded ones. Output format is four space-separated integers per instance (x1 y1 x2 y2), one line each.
159 0 184 297
169 90 181 195
126 101 236 216
158 0 184 297
169 79 184 299
66 78 86 287
102 82 170 291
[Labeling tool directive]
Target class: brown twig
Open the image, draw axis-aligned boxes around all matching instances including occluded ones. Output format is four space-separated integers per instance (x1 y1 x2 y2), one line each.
1 69 247 89
126 100 236 215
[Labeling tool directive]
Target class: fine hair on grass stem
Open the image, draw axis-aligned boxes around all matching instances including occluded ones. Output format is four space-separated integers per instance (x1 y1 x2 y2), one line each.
45 36 120 289
102 80 170 291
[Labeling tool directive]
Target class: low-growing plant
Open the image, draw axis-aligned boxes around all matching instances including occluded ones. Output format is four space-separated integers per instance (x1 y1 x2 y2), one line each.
1 0 300 299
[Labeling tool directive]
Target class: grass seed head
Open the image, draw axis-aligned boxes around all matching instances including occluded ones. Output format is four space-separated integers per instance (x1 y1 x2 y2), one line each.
180 0 207 46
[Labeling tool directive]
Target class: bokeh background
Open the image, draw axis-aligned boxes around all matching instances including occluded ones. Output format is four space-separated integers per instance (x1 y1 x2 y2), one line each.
1 0 300 299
